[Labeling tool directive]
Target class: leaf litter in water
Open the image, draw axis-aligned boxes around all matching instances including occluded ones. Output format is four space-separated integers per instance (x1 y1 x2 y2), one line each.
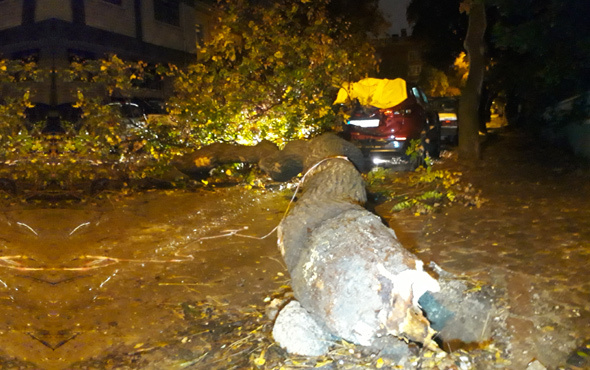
66 285 511 369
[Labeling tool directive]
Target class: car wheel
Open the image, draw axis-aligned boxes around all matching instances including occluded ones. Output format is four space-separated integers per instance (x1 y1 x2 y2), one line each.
421 121 441 159
407 153 424 171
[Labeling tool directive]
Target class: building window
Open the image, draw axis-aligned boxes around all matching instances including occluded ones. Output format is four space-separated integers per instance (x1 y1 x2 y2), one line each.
12 49 40 63
408 51 420 62
154 0 180 27
68 49 96 63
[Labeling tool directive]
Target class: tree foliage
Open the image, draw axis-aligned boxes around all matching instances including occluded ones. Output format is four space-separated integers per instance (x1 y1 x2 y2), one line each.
491 0 590 117
0 0 379 191
419 62 464 97
0 55 182 190
66 55 184 177
407 0 468 70
0 59 41 136
409 0 590 125
326 0 389 37
0 59 44 175
169 0 377 147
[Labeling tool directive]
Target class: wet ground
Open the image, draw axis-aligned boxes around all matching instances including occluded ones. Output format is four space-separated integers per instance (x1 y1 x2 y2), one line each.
0 187 292 369
378 128 590 369
0 127 588 369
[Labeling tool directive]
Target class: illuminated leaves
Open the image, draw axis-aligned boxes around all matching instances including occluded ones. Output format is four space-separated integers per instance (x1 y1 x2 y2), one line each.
0 55 189 187
0 0 378 188
0 59 42 136
67 54 148 96
194 157 212 167
169 0 377 147
365 165 486 215
0 59 45 183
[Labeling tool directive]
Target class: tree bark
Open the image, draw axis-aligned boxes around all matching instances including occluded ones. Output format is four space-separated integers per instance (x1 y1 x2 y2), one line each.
171 140 280 178
458 0 487 162
276 158 440 350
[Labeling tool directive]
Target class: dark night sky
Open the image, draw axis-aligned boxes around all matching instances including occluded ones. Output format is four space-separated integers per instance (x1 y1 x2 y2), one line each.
379 0 412 36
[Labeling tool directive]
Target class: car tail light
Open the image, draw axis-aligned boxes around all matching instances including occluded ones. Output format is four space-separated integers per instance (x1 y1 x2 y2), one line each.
381 108 412 117
381 109 394 117
438 113 457 126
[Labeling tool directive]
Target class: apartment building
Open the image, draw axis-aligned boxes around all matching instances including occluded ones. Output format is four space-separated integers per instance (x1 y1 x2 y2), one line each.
0 0 211 104
375 35 424 83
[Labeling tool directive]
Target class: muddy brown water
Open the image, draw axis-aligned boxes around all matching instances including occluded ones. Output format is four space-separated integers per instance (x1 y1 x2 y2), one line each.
0 128 588 369
0 188 291 369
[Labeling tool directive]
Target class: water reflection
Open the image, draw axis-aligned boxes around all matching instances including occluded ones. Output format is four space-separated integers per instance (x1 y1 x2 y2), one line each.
0 189 287 369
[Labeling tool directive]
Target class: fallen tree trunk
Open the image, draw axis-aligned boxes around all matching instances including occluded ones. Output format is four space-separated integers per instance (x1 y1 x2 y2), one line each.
172 133 496 356
172 140 280 178
173 133 367 181
272 135 497 358
274 157 441 355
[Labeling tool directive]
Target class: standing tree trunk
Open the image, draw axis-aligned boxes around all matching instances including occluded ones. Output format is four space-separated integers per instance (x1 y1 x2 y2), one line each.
458 0 487 161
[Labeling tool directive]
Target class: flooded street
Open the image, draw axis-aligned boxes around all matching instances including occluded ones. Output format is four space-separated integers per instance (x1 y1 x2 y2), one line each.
0 128 588 369
0 189 291 369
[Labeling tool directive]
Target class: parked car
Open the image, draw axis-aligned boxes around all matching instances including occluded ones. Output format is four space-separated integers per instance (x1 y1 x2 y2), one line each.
335 78 441 165
430 97 459 144
107 101 147 132
108 97 172 129
542 91 590 159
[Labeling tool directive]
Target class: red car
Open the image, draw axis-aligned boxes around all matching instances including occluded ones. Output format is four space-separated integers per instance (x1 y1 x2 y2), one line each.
337 79 441 164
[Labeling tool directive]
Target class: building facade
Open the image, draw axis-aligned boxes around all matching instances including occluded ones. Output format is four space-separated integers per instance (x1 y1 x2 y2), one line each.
0 0 211 104
375 35 424 84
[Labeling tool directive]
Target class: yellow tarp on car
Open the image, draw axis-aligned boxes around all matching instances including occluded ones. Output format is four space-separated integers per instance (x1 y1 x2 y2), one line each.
334 78 408 109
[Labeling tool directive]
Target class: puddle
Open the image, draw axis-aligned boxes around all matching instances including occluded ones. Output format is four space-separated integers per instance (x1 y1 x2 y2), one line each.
0 188 291 369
